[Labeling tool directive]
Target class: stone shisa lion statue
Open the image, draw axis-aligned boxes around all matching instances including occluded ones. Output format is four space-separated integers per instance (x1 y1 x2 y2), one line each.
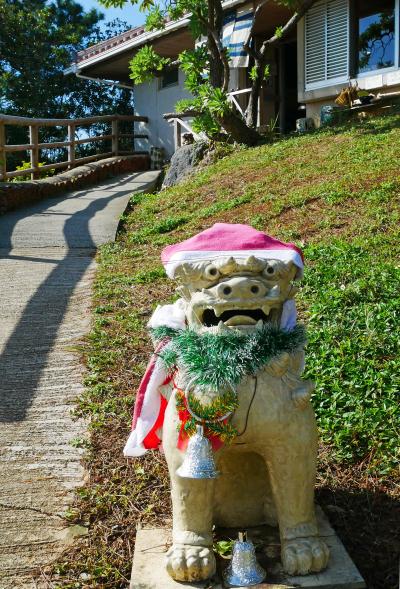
124 223 330 583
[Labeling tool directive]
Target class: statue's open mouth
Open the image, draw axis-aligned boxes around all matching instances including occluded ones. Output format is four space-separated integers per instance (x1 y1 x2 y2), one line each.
201 307 270 327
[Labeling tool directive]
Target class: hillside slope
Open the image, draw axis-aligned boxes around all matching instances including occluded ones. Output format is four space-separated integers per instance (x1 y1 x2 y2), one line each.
55 114 399 589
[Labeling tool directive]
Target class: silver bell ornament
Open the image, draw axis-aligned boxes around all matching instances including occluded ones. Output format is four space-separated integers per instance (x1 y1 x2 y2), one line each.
176 424 219 479
223 532 266 587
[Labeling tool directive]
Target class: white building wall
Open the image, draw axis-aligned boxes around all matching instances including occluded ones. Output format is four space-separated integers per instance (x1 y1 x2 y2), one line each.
134 69 192 159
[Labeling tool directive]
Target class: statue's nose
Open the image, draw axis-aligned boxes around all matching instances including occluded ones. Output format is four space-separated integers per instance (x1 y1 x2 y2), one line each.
216 277 266 299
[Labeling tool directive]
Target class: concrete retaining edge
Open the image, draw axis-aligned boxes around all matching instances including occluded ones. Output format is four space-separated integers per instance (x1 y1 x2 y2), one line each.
0 154 150 215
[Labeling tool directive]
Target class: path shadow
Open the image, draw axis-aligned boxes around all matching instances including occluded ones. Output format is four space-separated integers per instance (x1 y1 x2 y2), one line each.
0 177 134 422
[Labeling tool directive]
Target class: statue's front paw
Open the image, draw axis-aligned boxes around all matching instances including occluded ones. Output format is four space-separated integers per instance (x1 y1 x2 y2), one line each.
166 544 216 581
282 537 329 575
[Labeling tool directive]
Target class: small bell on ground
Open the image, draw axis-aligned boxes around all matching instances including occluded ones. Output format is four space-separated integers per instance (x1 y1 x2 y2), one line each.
176 424 219 479
223 531 266 587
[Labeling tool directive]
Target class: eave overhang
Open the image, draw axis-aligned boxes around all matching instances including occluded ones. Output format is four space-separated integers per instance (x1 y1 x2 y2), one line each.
66 0 293 84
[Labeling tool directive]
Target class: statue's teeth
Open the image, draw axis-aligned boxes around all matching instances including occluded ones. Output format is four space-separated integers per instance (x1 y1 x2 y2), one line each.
256 319 264 330
262 304 271 316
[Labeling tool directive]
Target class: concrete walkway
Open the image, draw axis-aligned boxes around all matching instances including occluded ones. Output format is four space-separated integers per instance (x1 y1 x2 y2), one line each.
0 171 159 588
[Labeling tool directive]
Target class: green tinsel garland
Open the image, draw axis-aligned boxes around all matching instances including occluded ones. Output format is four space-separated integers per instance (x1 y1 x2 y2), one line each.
152 324 306 442
187 387 239 419
152 324 306 391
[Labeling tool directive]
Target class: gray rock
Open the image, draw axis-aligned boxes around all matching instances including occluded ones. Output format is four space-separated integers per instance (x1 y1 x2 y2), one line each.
162 141 209 188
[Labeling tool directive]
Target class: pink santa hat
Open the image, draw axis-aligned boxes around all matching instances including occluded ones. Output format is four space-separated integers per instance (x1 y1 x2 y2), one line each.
161 223 304 279
123 224 304 458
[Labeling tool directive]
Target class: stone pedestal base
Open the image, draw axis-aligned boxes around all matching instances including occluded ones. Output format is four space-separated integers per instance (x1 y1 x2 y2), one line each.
130 508 365 589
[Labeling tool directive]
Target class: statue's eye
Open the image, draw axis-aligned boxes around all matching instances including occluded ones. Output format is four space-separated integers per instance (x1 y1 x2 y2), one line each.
204 265 219 280
266 266 275 275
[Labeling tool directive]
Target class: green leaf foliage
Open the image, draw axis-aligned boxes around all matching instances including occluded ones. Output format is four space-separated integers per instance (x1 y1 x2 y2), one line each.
98 0 130 7
0 2 131 115
179 47 207 72
213 539 234 556
144 5 166 31
249 64 270 82
0 0 134 170
175 98 198 114
191 111 221 137
129 45 171 84
249 65 258 82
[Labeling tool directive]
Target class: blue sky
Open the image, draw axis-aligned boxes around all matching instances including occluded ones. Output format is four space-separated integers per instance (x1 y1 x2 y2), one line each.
79 0 145 28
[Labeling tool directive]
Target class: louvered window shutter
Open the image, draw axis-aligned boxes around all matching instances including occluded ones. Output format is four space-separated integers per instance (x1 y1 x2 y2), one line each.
305 0 349 89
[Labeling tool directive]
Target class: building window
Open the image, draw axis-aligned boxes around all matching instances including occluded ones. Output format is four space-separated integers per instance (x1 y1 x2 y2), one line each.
356 0 395 74
304 0 400 90
160 68 179 89
305 0 349 89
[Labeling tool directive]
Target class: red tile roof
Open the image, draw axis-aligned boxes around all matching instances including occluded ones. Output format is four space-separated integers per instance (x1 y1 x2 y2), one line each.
76 25 146 64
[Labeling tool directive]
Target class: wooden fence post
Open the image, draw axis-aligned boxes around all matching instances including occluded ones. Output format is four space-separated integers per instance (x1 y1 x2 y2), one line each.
29 124 39 180
68 123 75 169
0 122 6 181
112 118 119 156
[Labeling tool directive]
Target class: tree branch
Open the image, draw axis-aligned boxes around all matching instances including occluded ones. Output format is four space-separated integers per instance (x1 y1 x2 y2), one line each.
259 0 318 56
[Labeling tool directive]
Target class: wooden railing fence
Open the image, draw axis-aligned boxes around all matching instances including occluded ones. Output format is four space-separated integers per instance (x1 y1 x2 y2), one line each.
0 114 148 181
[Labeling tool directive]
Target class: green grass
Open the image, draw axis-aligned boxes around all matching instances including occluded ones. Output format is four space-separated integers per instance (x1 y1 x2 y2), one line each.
114 114 400 473
304 236 399 472
51 113 400 589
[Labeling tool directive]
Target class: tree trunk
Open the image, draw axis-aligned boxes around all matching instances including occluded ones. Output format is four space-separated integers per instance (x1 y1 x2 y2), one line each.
217 110 261 146
207 0 227 89
208 32 224 88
